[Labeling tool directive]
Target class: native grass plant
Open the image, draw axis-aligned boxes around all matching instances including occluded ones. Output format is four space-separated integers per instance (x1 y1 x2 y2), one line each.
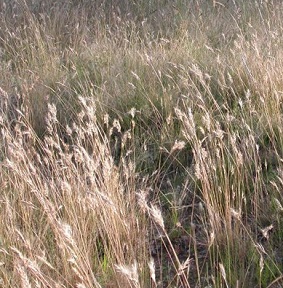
0 95 152 287
1 0 283 287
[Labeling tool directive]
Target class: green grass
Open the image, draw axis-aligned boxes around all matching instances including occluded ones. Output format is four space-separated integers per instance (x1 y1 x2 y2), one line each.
1 0 283 287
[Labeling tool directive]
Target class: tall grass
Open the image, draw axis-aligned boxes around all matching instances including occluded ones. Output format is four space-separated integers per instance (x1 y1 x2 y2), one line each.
1 0 283 287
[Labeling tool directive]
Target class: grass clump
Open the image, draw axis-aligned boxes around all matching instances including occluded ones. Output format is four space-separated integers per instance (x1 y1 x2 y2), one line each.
1 0 283 287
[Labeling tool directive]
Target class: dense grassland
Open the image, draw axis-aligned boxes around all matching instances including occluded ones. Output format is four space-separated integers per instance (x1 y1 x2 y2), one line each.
1 0 283 287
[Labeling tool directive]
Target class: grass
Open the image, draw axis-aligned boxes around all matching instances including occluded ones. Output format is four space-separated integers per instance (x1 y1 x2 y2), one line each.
1 0 283 287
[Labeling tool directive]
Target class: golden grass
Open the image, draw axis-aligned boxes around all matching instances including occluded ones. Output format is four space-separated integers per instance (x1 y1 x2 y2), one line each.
1 1 283 287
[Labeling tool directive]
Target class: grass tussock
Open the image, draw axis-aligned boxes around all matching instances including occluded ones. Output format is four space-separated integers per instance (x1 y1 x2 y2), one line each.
1 0 283 287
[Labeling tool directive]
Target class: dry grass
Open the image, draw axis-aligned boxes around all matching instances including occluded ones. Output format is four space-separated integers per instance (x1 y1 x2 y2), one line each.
1 0 283 287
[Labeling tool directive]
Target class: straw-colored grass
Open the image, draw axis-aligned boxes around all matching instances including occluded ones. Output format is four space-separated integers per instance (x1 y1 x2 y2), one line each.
1 0 283 287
